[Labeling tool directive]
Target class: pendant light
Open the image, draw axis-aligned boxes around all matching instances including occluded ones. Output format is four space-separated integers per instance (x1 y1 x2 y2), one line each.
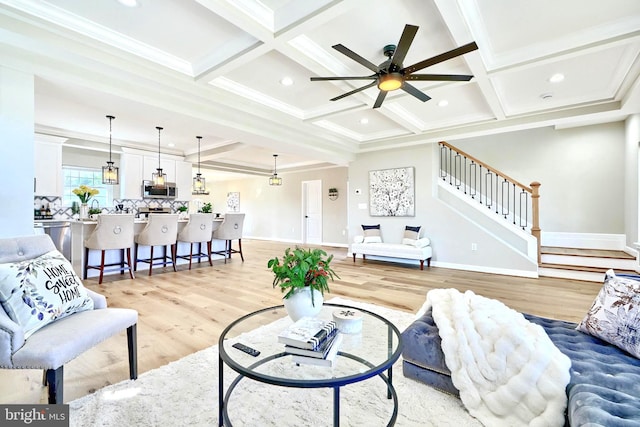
192 135 207 194
101 115 119 184
269 154 282 186
152 126 166 188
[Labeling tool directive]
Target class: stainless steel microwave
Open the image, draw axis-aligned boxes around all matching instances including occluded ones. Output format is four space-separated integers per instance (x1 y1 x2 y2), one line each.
142 181 177 199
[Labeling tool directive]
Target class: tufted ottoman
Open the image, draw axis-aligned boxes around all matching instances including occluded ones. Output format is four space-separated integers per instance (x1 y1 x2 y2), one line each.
402 308 640 426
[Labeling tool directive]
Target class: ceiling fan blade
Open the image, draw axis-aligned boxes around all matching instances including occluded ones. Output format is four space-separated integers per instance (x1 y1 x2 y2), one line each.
390 24 418 71
330 81 378 102
406 74 474 82
311 75 377 81
373 91 388 109
332 44 379 72
402 83 431 102
402 42 478 75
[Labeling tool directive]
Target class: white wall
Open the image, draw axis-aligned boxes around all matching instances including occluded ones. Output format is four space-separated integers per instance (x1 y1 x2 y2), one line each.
0 67 34 238
199 167 349 246
347 145 538 276
625 114 640 248
451 123 626 234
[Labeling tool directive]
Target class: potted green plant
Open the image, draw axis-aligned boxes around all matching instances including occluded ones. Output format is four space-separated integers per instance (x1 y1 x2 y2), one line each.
88 207 102 220
200 202 212 213
268 247 339 320
177 205 188 219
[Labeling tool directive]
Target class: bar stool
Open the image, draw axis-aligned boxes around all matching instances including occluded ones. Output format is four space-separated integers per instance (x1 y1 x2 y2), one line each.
134 214 178 276
84 214 135 284
211 213 245 264
176 213 214 269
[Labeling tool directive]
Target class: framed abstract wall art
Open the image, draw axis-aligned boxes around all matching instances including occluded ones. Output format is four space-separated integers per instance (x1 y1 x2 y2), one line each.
369 167 415 216
226 192 240 212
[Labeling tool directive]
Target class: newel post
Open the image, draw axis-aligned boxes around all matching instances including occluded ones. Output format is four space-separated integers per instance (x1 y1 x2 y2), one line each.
530 182 541 264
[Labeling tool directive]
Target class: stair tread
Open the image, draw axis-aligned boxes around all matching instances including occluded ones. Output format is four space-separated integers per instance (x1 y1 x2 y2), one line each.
541 246 635 260
539 263 637 275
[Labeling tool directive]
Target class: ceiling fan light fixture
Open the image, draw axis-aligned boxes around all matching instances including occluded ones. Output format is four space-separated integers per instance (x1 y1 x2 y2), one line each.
378 73 403 91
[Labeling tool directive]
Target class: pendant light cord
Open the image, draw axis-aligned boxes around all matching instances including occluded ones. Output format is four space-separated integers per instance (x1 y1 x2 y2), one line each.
106 115 115 163
156 126 163 169
197 136 202 174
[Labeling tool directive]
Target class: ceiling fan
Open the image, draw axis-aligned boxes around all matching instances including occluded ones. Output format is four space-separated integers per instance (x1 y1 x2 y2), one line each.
310 24 478 109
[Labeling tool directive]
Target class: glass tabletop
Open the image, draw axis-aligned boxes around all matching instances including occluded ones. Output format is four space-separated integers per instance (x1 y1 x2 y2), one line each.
218 303 403 388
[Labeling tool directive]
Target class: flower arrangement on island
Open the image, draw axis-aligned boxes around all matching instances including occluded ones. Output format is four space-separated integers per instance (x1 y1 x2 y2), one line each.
72 185 99 204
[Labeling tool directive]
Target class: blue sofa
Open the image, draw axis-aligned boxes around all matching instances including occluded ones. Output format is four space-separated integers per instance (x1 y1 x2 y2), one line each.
402 307 640 426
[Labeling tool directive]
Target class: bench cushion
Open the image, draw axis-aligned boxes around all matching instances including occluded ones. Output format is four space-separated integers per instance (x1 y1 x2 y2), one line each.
351 242 432 260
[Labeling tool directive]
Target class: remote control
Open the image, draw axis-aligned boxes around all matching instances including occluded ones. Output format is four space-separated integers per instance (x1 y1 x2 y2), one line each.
232 342 260 357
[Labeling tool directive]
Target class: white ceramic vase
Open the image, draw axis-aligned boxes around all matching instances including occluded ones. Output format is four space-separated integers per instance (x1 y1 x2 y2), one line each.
80 203 89 219
283 287 324 322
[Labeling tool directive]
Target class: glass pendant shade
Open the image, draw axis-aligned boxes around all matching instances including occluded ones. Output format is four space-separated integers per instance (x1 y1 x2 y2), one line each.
102 115 119 184
152 126 166 188
193 173 206 193
192 136 207 194
269 154 282 186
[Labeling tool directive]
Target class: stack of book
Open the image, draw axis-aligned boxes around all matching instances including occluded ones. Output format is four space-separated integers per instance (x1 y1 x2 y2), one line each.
278 317 343 367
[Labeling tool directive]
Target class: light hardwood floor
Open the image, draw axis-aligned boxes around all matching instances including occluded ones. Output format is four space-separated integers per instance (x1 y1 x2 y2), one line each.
0 239 603 404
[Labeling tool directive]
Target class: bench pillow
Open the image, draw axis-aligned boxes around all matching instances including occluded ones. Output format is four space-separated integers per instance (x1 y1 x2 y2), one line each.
0 249 94 339
404 225 421 240
403 237 431 248
576 269 640 358
361 224 382 243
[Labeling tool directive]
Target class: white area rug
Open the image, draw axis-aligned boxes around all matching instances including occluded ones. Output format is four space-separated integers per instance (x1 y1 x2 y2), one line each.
69 297 481 426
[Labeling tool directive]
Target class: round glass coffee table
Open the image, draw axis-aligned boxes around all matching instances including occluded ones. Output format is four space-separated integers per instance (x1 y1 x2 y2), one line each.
218 303 403 426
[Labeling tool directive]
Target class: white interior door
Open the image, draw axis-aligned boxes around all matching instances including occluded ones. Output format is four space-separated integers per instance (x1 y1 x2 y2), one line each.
302 180 322 244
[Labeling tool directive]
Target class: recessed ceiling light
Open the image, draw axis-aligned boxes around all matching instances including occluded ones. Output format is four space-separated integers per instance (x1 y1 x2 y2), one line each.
168 143 175 147
280 76 293 86
549 73 564 83
359 118 369 125
117 0 140 7
438 100 449 107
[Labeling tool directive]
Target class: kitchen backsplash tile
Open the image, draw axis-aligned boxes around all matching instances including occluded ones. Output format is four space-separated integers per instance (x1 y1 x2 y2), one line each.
34 196 189 220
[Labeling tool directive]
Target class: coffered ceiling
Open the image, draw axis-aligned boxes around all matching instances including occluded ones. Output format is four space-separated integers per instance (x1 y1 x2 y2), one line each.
1 0 639 180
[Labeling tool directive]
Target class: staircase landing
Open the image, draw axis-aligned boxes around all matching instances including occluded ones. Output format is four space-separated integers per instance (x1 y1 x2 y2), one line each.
539 246 638 282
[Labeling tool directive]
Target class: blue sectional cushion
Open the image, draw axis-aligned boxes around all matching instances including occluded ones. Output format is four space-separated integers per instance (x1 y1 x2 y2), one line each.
523 314 640 426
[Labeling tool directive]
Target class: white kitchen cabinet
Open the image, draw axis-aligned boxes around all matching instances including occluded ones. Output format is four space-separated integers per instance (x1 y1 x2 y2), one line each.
120 153 144 199
175 161 193 201
34 140 62 196
144 156 175 183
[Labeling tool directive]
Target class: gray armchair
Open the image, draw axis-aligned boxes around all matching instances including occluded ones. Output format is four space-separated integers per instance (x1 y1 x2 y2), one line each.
0 234 138 404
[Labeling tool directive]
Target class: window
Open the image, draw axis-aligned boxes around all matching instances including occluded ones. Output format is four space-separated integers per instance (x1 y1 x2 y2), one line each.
63 167 114 208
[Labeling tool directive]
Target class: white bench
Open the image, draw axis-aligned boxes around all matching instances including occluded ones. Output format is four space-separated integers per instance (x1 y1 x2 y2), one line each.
350 238 432 270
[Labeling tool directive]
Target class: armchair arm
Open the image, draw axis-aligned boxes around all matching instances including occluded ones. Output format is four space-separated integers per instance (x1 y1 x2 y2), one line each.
86 289 107 309
0 308 25 367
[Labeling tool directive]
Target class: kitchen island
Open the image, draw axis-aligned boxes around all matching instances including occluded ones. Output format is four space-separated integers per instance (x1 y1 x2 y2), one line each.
70 217 225 279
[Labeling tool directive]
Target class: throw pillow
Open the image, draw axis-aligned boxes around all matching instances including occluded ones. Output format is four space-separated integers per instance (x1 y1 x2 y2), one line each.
576 269 640 358
404 225 421 240
361 224 382 243
0 250 94 339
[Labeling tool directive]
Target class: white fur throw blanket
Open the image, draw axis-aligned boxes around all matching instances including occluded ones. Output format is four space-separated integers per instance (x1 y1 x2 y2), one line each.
416 289 571 427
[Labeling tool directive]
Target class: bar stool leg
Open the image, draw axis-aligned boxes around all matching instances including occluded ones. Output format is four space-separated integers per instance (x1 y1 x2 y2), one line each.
83 247 89 280
171 244 177 272
238 239 244 262
126 247 135 279
134 244 139 272
207 241 212 266
148 246 154 276
99 250 106 284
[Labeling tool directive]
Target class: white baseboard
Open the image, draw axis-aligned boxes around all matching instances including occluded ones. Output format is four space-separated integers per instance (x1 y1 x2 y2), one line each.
541 232 626 250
